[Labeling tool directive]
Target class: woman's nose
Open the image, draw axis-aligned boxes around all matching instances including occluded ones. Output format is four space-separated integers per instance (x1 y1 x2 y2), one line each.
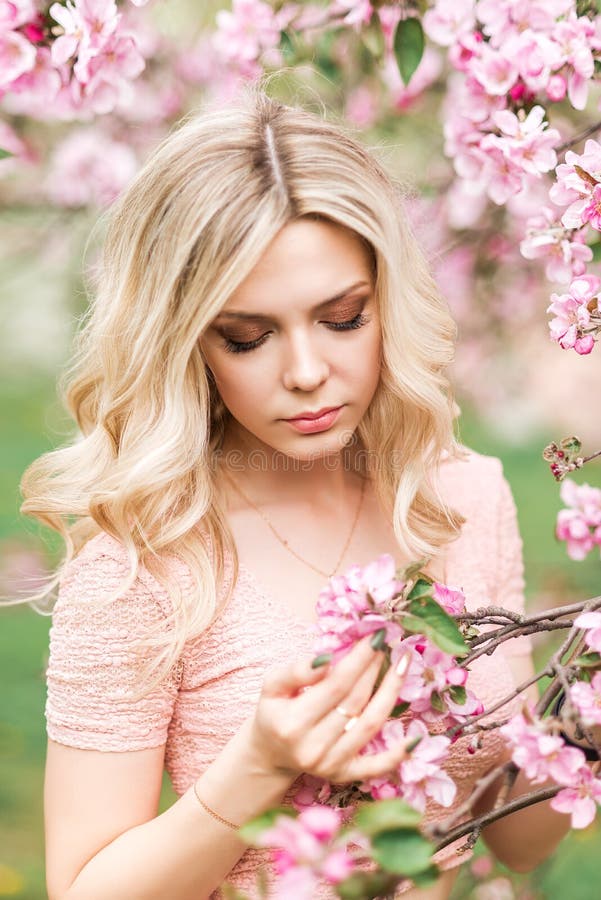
281 329 329 392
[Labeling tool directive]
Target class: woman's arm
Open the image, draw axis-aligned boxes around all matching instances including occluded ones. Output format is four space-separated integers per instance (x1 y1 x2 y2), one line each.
47 722 294 900
48 637 409 900
475 653 572 873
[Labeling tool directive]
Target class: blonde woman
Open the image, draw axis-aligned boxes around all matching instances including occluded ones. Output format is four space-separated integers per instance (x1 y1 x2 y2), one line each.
22 86 569 899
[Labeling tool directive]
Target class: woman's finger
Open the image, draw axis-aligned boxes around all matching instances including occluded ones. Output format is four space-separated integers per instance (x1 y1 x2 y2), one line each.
342 742 407 783
295 635 384 724
337 653 410 758
262 654 330 698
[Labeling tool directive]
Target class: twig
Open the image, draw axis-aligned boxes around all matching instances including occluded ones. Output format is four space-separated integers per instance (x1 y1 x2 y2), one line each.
557 120 601 153
447 668 545 739
430 785 562 852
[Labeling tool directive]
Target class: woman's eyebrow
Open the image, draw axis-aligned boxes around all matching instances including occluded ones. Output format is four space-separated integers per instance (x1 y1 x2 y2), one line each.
215 280 371 322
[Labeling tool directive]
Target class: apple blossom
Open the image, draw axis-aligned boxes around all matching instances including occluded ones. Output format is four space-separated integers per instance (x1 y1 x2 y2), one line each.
570 672 601 726
550 765 601 829
575 611 601 652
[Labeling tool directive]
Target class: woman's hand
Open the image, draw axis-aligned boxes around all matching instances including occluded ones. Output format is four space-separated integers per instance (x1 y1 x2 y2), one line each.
246 635 409 784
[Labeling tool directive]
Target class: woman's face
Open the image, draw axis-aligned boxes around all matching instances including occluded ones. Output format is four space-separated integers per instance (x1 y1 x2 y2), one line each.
200 217 382 461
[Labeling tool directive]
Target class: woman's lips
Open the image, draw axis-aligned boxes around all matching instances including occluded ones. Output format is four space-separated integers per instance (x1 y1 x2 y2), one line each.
283 406 343 434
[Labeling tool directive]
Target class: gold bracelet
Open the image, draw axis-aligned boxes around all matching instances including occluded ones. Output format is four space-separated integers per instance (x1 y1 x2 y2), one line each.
192 781 240 830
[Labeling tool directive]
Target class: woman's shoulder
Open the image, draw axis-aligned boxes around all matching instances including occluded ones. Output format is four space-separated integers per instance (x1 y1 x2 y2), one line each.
439 443 504 484
56 531 182 623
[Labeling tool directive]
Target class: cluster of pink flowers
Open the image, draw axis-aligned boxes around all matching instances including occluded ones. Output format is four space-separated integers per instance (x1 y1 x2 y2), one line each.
424 1 589 207
1 0 147 120
501 710 601 828
255 806 356 898
420 1 601 354
309 555 483 814
44 126 138 207
360 718 456 812
556 478 601 559
212 0 294 79
546 274 600 354
313 553 405 661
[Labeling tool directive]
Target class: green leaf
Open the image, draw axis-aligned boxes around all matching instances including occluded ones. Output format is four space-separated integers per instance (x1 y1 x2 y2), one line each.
448 685 467 705
371 828 435 876
221 885 250 900
354 798 422 835
590 241 601 263
361 15 385 59
311 652 332 669
238 808 296 845
336 870 399 899
429 691 445 713
410 864 441 888
407 577 434 603
0 147 13 160
402 594 468 657
393 17 425 86
575 652 601 668
390 701 410 718
278 30 295 63
560 435 582 455
400 559 430 582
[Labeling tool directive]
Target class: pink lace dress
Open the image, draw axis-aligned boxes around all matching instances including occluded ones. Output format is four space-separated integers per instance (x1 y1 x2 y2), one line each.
45 449 532 897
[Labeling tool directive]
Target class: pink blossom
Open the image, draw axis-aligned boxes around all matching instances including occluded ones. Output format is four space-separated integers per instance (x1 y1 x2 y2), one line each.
8 46 62 106
520 208 592 284
490 105 560 176
570 672 601 726
213 0 281 65
360 718 455 811
575 611 601 652
551 766 601 828
45 128 138 208
547 73 567 102
432 583 466 615
557 509 597 559
502 29 562 94
0 28 35 86
345 84 378 128
501 712 587 784
0 0 37 32
550 139 601 229
422 0 476 48
313 555 405 661
470 45 519 96
333 0 373 28
546 275 599 354
551 16 596 111
49 0 120 68
257 807 355 891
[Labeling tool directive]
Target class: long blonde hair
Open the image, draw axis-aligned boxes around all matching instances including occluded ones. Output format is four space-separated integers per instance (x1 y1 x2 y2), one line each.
20 82 466 695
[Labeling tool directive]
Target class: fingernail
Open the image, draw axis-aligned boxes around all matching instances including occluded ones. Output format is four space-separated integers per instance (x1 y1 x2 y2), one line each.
395 653 410 677
370 628 387 651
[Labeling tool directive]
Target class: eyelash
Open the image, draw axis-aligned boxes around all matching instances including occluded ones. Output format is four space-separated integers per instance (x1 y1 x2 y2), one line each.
221 312 370 354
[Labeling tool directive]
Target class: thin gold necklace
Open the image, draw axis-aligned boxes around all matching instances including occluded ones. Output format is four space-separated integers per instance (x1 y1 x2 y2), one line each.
222 469 367 579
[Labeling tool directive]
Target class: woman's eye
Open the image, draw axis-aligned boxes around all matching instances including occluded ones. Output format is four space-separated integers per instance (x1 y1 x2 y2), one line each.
221 311 370 354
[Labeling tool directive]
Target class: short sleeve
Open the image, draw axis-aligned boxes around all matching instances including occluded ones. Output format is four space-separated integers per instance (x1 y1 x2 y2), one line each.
45 537 180 752
493 463 532 657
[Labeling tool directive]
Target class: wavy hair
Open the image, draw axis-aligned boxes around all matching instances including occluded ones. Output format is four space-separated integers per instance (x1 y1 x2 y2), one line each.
20 82 467 696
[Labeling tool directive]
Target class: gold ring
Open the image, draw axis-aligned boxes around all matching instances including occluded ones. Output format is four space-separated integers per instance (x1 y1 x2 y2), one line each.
344 716 359 733
335 705 354 719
